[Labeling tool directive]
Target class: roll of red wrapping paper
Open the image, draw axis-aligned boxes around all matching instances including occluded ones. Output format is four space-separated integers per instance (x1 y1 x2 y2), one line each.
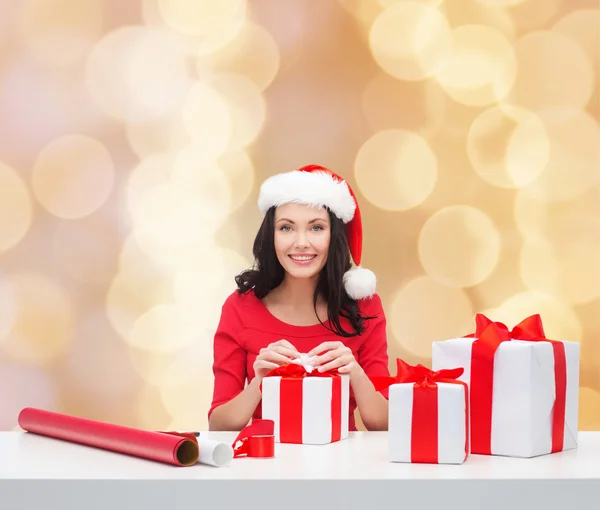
18 408 199 467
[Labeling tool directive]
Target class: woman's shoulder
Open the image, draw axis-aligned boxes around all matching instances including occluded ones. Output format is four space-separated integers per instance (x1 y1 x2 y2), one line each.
356 292 384 316
221 288 264 316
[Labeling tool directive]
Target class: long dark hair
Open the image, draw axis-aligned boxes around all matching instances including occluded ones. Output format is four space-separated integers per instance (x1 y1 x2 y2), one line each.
235 207 374 336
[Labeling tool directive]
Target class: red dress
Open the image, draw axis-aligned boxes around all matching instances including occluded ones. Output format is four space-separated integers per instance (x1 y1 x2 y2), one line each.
209 289 390 431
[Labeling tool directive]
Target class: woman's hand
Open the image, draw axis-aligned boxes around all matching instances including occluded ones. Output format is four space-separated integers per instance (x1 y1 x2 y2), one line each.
307 341 360 375
253 340 300 380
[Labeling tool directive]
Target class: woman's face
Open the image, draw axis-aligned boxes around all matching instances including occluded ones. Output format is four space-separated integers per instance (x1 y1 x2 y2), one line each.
273 203 331 281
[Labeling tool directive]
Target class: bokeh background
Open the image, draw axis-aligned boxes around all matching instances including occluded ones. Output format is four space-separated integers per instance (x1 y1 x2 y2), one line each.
0 0 599 432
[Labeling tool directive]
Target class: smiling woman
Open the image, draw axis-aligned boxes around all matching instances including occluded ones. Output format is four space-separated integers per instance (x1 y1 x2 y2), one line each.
208 165 390 433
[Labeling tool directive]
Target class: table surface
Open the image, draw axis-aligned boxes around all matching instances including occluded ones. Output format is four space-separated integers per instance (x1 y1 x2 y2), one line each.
1 430 599 480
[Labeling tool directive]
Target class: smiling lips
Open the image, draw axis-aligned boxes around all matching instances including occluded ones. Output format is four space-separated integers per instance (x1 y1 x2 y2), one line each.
288 254 317 266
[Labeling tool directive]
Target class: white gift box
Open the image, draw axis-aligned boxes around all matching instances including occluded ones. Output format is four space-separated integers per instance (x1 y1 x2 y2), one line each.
261 374 350 445
432 337 580 457
389 382 468 464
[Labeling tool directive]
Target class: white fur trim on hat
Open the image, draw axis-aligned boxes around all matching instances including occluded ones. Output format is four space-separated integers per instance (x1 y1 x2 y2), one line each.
258 170 356 223
343 266 376 300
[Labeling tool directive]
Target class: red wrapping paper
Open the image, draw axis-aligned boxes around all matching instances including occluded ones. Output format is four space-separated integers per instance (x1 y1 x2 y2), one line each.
18 408 199 466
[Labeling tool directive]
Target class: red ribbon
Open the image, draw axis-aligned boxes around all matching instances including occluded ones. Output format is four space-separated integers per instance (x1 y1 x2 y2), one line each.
232 419 275 458
372 359 469 463
466 313 567 455
265 364 342 444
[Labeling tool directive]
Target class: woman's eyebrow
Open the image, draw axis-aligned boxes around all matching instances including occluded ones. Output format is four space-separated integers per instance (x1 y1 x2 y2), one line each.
276 218 328 224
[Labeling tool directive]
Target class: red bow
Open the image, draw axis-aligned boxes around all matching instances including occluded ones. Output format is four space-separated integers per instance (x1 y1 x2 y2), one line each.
371 358 464 392
265 363 339 379
466 313 546 348
466 313 566 455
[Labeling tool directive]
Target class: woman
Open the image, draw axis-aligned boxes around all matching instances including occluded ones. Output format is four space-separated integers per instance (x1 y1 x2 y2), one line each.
208 164 390 432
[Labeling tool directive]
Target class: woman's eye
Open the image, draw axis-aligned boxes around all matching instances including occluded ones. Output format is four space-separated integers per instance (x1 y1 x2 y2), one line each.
280 225 292 232
312 225 323 231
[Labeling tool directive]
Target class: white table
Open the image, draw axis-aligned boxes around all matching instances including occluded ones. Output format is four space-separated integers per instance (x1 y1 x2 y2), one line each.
1 431 599 510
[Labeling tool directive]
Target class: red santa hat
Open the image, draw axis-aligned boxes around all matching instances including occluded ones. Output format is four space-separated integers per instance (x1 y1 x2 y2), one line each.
258 164 376 300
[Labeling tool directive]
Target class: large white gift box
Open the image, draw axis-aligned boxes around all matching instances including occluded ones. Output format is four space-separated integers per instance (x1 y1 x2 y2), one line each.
431 314 580 458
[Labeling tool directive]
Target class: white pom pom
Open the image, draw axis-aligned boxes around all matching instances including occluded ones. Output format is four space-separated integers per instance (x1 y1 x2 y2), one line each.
343 266 376 300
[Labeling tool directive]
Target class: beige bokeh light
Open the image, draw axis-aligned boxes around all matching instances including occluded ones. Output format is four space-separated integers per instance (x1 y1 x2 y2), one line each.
17 0 103 67
142 0 245 57
0 273 75 363
181 81 233 160
521 238 600 307
196 22 281 92
205 73 267 150
521 110 600 202
32 135 115 219
157 342 215 427
508 31 594 113
482 290 582 343
579 387 600 431
467 105 550 188
355 129 438 211
217 150 256 213
0 277 17 343
517 187 600 306
0 162 33 253
136 383 171 429
435 25 517 107
129 151 233 266
519 239 559 297
553 9 600 67
157 0 246 39
513 190 547 242
443 0 516 41
85 26 190 122
127 304 197 353
127 337 212 389
52 214 120 285
362 72 447 136
419 206 501 287
369 2 452 81
0 364 58 430
390 276 473 358
106 237 173 340
63 311 142 397
172 247 251 328
126 116 191 159
338 0 384 31
508 0 565 32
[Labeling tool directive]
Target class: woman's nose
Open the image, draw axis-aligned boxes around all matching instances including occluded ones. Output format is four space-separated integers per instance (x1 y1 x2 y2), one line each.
294 230 309 248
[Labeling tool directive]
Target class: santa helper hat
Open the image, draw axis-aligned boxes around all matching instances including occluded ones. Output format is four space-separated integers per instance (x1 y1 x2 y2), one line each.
257 164 376 300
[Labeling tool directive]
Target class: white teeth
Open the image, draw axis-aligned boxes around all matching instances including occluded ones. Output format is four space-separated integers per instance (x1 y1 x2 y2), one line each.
290 255 315 261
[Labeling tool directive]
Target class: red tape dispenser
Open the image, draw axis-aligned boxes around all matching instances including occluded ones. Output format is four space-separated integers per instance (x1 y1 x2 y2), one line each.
232 419 275 458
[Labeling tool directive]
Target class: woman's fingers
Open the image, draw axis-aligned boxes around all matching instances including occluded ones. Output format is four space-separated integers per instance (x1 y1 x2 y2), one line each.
254 360 279 371
317 355 353 373
271 339 299 353
258 350 290 365
310 348 346 368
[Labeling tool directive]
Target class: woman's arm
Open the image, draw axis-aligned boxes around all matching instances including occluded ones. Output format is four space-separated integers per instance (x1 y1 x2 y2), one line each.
208 293 256 431
351 300 390 431
209 338 301 430
208 377 262 431
348 339 389 431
